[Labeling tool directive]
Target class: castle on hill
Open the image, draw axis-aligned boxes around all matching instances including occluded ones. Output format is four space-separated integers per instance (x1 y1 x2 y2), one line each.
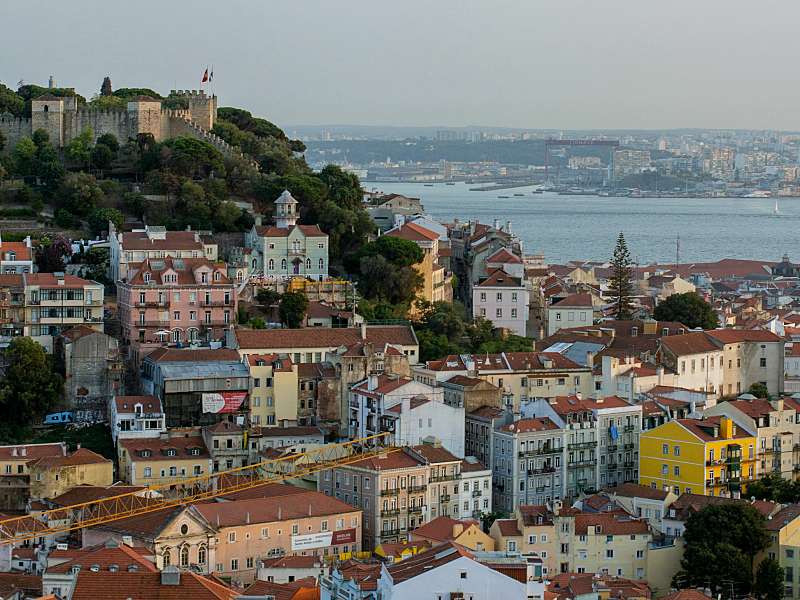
0 84 250 163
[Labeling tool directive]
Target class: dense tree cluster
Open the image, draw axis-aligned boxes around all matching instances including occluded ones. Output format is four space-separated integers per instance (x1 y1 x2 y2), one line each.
0 338 63 440
674 503 780 600
653 291 719 329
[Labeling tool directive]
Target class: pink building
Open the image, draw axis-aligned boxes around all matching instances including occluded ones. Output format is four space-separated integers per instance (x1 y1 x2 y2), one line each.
118 257 237 362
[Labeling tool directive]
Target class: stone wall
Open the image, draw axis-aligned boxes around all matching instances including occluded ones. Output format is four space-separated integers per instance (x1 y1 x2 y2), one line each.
0 116 31 149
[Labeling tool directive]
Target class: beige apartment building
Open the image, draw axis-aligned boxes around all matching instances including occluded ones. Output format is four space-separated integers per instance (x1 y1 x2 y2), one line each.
118 434 212 486
195 491 362 585
490 504 558 575
246 354 299 427
706 329 784 397
28 448 113 500
415 351 594 411
318 443 463 550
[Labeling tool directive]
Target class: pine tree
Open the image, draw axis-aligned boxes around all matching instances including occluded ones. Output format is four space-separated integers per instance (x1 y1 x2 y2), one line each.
100 76 112 97
609 232 634 320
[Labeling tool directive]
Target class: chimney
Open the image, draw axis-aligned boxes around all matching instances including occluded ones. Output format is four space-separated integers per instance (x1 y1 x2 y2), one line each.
246 512 250 524
656 366 664 385
505 220 512 233
368 374 379 391
493 218 500 230
586 351 595 369
360 322 368 341
160 565 181 585
720 416 734 439
771 397 784 412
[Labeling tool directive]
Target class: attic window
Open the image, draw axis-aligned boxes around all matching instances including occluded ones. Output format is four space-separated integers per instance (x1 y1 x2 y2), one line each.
165 449 177 456
143 273 151 283
214 272 221 281
139 449 151 458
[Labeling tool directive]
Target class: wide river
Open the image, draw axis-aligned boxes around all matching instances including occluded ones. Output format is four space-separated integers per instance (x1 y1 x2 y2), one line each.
370 182 799 265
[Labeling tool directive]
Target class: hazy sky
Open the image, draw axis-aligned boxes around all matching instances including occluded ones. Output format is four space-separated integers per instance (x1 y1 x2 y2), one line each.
3 0 799 130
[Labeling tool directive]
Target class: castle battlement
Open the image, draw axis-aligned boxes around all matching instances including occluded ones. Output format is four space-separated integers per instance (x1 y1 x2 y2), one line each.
0 116 31 126
169 89 215 99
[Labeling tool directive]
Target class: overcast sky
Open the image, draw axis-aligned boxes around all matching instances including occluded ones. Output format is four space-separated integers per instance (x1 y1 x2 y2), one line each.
2 0 798 130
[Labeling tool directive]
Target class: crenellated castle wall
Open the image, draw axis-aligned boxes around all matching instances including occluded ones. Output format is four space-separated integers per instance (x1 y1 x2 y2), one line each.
1 90 256 169
0 116 32 149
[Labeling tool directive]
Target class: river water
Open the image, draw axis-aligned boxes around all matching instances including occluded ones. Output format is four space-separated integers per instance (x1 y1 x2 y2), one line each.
369 182 799 265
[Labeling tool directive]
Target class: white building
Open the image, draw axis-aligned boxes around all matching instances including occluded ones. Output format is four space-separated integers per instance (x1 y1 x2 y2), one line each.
376 542 530 600
349 374 464 457
472 269 529 336
0 235 33 274
245 190 329 281
785 344 800 394
547 294 594 336
109 395 166 442
456 457 492 520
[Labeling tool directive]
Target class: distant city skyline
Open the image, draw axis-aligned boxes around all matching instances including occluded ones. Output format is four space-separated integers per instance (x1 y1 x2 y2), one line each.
3 0 800 131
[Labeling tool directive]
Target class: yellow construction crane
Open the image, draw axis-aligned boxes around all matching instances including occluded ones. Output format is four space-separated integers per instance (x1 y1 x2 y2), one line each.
0 432 400 546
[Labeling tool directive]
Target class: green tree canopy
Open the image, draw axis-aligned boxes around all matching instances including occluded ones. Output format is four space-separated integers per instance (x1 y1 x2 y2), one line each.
65 127 94 168
653 292 719 329
675 503 771 598
609 232 634 320
58 173 104 217
88 207 124 237
0 337 63 427
279 291 309 328
755 557 784 600
0 83 25 117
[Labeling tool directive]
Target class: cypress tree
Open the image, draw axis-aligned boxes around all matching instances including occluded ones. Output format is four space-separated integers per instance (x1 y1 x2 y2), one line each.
609 232 634 319
100 76 112 97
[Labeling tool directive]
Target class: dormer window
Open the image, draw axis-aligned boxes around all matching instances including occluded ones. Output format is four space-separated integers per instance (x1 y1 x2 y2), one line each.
8 252 15 261
213 272 220 281
201 272 207 283
139 449 151 458
143 273 151 283
189 448 200 456
165 449 177 456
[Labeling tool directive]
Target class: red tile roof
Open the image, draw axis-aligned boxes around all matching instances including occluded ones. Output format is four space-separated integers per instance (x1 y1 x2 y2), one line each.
494 519 522 537
552 293 593 308
144 347 241 363
0 442 65 461
126 256 231 286
765 504 800 531
120 436 209 461
70 570 237 600
460 458 488 473
410 516 479 542
47 542 158 574
573 512 649 535
254 224 326 238
609 482 670 501
498 417 560 433
28 447 110 469
477 268 523 288
412 444 461 465
24 273 96 289
114 395 162 414
195 490 359 527
519 505 554 526
487 248 522 264
386 542 473 583
677 417 751 442
336 561 382 592
254 425 324 438
245 577 319 600
707 329 781 344
341 449 423 471
468 405 506 419
0 241 32 262
660 332 720 356
235 325 417 351
49 484 147 507
385 222 439 242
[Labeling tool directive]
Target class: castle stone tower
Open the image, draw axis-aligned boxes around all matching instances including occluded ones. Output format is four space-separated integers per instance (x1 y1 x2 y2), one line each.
127 95 163 140
274 190 298 229
31 95 66 146
189 91 217 130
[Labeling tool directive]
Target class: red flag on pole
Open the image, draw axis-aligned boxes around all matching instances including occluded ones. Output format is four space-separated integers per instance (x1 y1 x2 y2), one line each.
201 68 209 83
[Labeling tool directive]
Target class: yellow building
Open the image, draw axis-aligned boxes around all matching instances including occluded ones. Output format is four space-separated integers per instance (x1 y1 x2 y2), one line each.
763 505 800 600
28 448 113 500
0 442 67 477
118 435 212 486
246 354 299 427
489 505 557 575
408 515 495 552
639 416 757 497
385 221 452 313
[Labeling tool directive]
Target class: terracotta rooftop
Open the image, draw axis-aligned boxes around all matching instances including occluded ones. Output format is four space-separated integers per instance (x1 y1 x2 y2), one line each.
410 516 478 542
120 229 204 251
254 224 327 238
412 443 461 465
119 436 209 461
442 374 489 388
235 325 417 350
552 293 593 308
498 417 561 433
660 332 720 356
468 405 506 420
28 447 110 469
487 248 522 264
765 504 800 531
260 555 323 569
245 577 319 600
126 256 231 286
49 484 147 507
387 541 473 583
677 417 751 442
336 560 382 592
385 221 439 243
47 542 158 574
609 482 670 501
114 395 162 414
70 570 237 600
0 442 65 461
519 504 554 526
573 512 649 535
24 273 97 289
477 268 523 288
195 490 359 527
707 328 781 344
494 518 522 537
460 457 488 473
667 493 779 522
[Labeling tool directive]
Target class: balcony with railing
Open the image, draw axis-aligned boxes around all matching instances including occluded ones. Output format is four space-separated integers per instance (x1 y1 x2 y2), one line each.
135 300 169 308
439 494 451 502
570 458 596 468
624 425 636 433
408 505 424 515
430 473 457 483
380 528 401 537
381 508 401 517
199 299 233 307
471 489 482 498
408 484 427 493
568 441 597 451
380 488 399 497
